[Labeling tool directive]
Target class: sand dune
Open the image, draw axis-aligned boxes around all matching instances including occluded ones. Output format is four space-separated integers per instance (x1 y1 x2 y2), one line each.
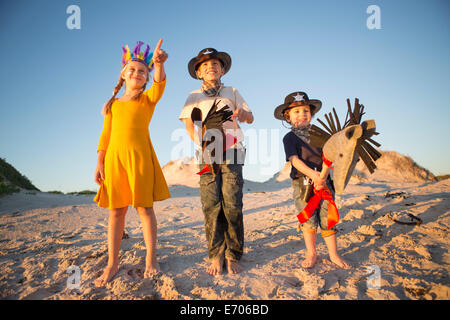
0 151 448 300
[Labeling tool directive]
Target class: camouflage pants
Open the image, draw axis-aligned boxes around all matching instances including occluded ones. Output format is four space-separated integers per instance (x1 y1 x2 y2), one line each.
199 163 244 261
292 178 337 236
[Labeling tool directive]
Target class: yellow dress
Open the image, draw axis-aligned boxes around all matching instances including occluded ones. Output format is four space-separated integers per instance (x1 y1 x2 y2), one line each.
94 78 170 209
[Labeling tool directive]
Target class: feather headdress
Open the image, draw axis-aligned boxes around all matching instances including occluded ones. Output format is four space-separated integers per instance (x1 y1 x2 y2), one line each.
121 41 154 72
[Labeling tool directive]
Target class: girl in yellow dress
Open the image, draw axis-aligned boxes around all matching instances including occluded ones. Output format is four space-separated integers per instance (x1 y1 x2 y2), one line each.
93 39 170 287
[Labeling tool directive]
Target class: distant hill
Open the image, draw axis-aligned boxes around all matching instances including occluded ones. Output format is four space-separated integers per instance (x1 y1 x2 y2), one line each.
162 157 201 188
0 158 39 195
353 150 437 183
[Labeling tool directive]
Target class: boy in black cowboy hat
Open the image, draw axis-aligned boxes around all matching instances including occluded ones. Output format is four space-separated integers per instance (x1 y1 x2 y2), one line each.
179 48 253 275
275 92 349 269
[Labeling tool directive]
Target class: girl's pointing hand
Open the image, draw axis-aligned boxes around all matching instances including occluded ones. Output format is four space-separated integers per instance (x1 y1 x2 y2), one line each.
153 39 168 65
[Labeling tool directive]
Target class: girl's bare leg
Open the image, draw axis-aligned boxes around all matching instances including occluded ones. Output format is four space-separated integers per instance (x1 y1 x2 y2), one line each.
137 207 160 276
301 229 318 268
95 207 128 287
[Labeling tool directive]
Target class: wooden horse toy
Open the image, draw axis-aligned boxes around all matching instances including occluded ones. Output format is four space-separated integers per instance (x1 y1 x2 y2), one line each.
309 98 381 194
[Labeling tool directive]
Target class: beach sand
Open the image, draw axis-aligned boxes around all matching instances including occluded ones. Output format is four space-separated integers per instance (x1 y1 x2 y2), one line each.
0 155 449 300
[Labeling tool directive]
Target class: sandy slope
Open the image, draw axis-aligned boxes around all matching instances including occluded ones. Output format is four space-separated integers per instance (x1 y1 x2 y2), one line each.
0 174 448 300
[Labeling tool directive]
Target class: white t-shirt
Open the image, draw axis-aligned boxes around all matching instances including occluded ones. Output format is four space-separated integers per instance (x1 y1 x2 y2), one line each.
179 86 252 151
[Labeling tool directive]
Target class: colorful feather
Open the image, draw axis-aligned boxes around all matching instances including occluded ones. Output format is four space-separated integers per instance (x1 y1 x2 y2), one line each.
133 41 143 58
143 44 150 61
121 41 154 71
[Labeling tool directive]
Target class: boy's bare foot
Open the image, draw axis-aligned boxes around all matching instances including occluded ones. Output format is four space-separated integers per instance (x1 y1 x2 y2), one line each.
329 255 351 269
226 259 243 274
206 256 224 276
94 265 119 287
144 256 161 277
301 254 317 269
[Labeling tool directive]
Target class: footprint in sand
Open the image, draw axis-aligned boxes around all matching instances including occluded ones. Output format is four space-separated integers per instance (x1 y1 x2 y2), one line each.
6 211 22 217
59 230 80 240
97 223 107 229
162 205 175 212
276 274 303 288
177 212 188 220
126 267 143 280
69 206 79 214
168 212 187 223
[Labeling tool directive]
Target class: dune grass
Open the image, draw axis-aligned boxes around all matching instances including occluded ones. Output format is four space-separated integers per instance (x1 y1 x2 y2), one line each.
0 157 39 196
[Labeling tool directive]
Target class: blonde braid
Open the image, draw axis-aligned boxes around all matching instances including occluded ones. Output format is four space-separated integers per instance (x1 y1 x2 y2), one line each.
101 68 149 115
138 83 147 98
102 75 124 115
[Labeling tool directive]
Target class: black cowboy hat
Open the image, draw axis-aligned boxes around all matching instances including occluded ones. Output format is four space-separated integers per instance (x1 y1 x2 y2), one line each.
274 91 322 120
188 48 232 79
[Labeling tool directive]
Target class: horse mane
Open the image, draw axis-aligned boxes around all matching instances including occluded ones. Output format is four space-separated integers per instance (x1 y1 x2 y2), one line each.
309 98 382 173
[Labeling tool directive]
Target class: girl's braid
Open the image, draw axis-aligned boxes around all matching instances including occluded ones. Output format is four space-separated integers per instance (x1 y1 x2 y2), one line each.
102 75 124 115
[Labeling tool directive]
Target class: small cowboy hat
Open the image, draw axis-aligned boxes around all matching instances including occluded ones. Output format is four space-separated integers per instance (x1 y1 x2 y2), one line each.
188 48 232 79
274 91 322 120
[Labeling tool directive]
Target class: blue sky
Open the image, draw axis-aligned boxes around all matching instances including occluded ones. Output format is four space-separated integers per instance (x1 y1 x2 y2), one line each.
0 0 449 193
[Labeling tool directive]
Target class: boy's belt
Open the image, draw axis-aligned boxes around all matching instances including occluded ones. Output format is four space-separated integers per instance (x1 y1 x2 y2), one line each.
197 134 238 175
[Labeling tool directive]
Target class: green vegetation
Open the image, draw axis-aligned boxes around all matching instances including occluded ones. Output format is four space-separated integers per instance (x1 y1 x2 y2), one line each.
0 158 39 196
0 179 20 195
31 189 96 195
67 190 97 195
48 190 64 194
0 157 98 197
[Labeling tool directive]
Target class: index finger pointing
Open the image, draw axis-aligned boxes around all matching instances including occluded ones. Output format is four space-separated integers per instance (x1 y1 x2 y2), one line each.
154 38 163 52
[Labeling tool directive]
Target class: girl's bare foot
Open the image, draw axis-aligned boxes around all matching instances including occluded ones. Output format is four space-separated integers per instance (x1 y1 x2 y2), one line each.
301 254 317 269
226 259 242 274
94 265 119 287
206 256 224 276
329 255 351 269
144 256 161 277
